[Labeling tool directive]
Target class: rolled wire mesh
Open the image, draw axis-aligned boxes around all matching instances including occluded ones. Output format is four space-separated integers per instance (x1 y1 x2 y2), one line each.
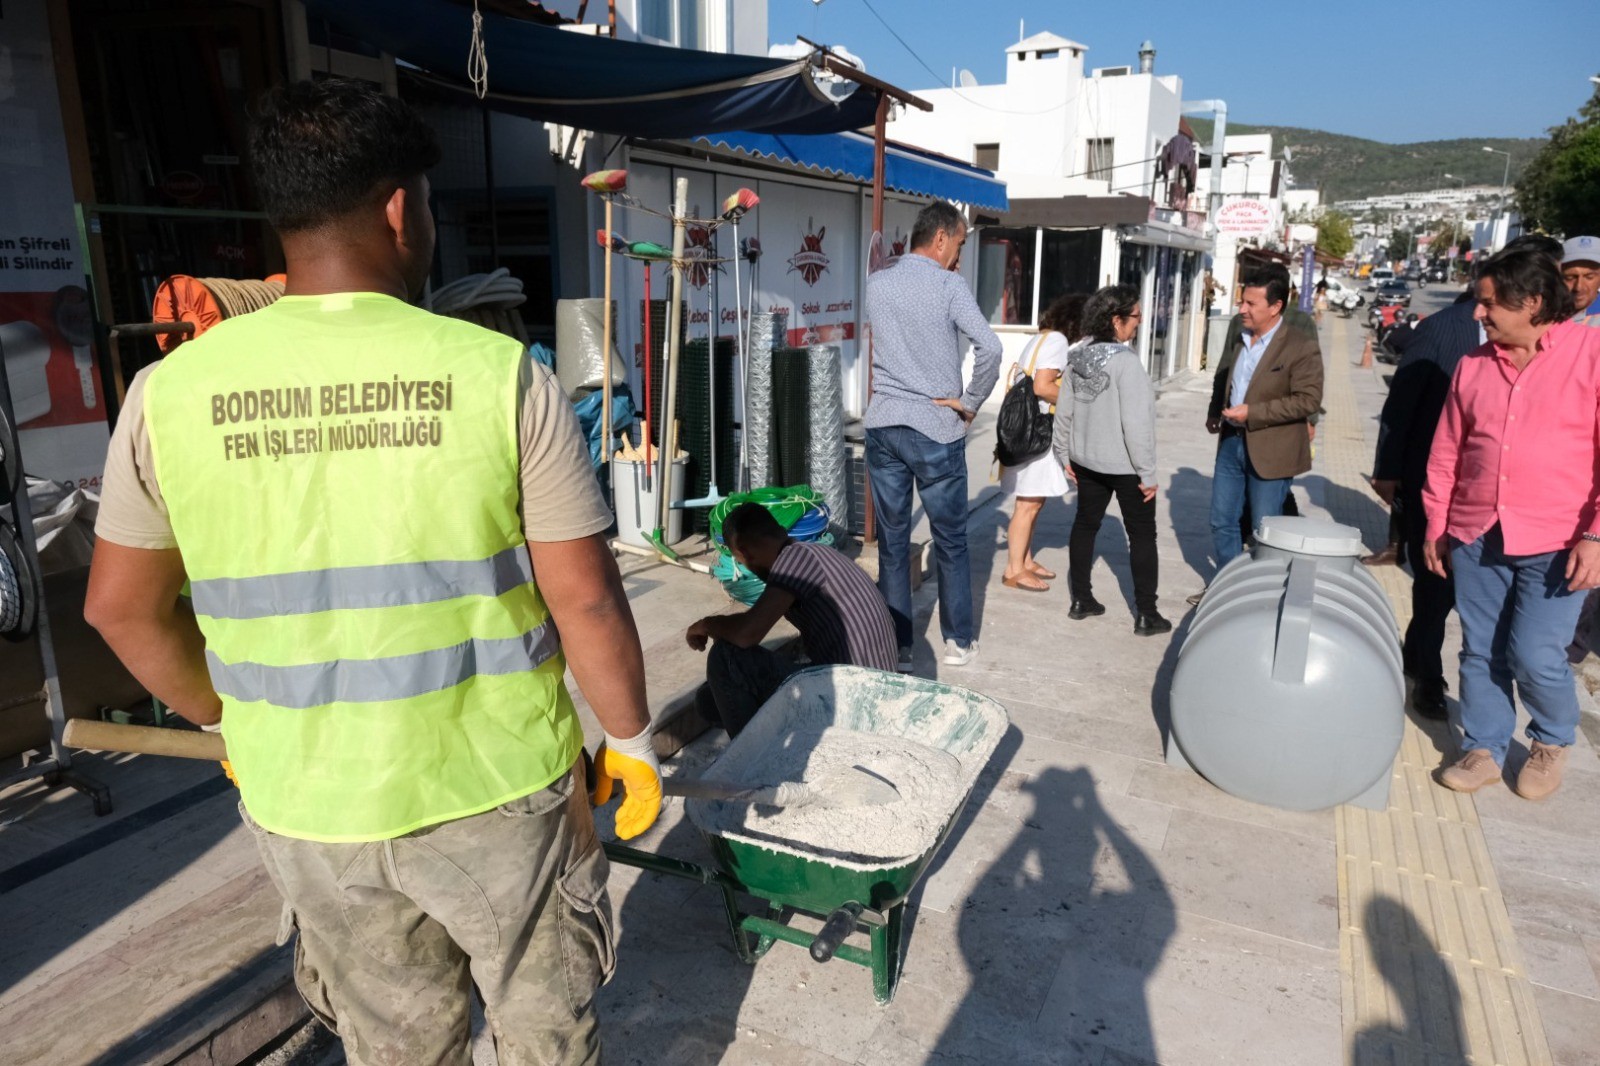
805 344 847 531
771 349 811 487
745 311 785 487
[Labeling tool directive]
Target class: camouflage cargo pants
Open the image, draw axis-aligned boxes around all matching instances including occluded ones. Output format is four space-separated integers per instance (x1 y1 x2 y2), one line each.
242 766 614 1066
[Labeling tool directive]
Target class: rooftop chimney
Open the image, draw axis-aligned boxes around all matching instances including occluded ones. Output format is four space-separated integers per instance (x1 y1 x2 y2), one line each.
1138 40 1155 74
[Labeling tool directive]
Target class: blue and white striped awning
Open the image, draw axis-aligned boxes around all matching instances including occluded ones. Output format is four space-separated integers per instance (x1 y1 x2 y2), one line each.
693 130 1009 213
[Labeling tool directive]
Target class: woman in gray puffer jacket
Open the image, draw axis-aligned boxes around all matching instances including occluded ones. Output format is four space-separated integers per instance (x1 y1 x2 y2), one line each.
1052 284 1169 635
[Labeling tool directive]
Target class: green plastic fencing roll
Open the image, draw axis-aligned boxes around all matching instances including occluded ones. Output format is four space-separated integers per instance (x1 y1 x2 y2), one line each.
708 484 826 551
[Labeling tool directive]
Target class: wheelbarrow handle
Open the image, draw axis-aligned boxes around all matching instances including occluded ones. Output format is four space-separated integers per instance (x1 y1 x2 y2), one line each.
810 901 864 963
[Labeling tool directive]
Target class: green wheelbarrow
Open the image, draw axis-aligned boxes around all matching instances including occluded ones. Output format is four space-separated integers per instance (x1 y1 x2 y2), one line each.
604 664 1008 1005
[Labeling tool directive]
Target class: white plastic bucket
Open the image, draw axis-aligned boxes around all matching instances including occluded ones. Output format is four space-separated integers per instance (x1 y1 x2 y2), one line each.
611 455 688 548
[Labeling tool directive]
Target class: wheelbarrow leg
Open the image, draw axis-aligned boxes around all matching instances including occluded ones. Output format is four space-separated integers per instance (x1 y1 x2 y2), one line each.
869 902 907 1005
717 882 776 963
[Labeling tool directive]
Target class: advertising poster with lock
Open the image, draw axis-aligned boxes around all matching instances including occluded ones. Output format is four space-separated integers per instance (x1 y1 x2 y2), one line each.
0 0 109 491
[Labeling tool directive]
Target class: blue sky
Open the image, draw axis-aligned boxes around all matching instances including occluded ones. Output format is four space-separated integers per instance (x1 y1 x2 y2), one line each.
769 0 1596 143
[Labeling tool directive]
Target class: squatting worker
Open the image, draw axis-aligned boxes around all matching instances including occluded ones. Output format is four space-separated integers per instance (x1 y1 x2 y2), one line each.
864 201 1002 670
1422 245 1600 802
1203 264 1324 579
84 80 660 1066
687 503 897 736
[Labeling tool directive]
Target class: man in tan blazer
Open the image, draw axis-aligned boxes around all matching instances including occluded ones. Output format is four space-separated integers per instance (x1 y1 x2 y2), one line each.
1204 264 1325 568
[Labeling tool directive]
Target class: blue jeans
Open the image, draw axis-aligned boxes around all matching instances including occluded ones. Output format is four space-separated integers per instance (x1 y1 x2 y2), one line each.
1209 432 1292 567
1452 526 1585 763
866 426 973 649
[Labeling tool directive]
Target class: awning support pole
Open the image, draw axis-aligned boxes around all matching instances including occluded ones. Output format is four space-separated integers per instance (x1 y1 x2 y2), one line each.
863 91 890 544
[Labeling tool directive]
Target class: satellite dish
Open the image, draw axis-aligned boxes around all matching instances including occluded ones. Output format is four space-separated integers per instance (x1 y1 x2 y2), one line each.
958 69 978 88
1283 147 1294 162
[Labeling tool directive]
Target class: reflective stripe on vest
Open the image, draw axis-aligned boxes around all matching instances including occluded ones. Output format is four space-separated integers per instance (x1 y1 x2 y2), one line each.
189 545 534 620
207 623 560 708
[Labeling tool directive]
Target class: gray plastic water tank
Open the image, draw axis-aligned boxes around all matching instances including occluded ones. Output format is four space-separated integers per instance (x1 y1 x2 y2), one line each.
1167 516 1404 811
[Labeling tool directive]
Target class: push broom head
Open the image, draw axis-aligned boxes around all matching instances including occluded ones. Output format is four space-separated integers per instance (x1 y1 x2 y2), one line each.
741 236 762 262
581 169 628 194
596 229 629 254
721 188 759 222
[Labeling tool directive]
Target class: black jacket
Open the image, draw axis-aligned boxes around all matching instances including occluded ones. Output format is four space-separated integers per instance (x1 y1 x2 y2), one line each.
1372 300 1482 489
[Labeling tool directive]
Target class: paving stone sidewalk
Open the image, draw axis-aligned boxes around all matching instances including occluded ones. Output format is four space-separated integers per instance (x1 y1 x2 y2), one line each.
591 312 1600 1066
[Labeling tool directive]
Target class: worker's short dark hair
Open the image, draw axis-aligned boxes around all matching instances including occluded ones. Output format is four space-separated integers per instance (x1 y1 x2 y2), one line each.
248 79 441 234
1241 264 1290 312
910 201 965 250
722 502 786 550
1477 246 1575 324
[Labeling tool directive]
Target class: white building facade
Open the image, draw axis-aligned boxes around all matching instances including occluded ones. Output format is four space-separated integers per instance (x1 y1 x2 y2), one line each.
891 32 1209 380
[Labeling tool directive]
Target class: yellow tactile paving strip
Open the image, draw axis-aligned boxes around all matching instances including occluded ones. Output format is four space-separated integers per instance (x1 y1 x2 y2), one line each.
1322 316 1552 1064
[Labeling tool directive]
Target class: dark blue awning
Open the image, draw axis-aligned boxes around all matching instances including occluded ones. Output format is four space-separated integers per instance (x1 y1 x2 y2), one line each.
304 0 882 137
692 130 1008 213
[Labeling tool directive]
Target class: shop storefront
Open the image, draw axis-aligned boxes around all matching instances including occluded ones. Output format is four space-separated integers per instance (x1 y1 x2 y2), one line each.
971 197 1210 381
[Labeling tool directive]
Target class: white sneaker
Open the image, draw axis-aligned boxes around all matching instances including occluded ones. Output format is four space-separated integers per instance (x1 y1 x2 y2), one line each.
943 639 978 667
896 649 914 674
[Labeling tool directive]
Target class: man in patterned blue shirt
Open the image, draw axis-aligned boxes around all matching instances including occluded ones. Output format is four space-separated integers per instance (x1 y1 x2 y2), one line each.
864 201 1002 669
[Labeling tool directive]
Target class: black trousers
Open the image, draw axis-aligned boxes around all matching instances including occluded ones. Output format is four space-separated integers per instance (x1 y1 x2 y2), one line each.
1069 463 1159 613
695 640 793 738
1400 486 1454 681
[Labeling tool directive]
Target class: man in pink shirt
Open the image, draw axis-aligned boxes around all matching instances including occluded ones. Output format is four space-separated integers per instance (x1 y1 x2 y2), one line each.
1423 245 1600 800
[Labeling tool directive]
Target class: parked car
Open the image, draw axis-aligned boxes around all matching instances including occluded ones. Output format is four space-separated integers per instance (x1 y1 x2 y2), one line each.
1375 279 1412 308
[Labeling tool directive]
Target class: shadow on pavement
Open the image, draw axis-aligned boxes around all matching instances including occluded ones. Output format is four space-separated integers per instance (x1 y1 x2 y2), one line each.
924 759 1175 1062
964 488 1072 639
1166 465 1217 587
1149 608 1196 749
602 814 759 1062
1301 473 1391 549
1350 897 1467 1064
0 771 237 1000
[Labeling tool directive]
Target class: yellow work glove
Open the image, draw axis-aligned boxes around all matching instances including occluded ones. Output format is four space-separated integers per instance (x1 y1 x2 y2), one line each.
590 728 662 840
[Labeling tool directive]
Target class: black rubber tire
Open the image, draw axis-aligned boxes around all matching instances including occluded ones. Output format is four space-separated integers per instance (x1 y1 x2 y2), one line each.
0 521 41 642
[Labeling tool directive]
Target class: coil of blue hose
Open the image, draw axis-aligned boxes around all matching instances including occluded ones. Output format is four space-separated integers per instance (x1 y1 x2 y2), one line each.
787 505 830 541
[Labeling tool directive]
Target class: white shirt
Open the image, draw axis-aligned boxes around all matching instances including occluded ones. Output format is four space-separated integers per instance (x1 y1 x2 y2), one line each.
1229 317 1284 412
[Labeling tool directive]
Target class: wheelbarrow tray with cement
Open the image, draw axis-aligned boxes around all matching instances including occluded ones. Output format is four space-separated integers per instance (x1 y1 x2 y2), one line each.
605 665 1008 1004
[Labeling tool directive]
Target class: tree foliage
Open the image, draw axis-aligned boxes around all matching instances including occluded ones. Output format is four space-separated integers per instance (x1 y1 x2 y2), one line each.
1428 220 1472 256
1388 228 1414 262
1316 211 1355 259
1517 86 1600 234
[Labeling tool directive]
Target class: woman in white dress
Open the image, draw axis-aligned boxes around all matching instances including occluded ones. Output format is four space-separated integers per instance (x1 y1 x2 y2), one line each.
1000 293 1087 591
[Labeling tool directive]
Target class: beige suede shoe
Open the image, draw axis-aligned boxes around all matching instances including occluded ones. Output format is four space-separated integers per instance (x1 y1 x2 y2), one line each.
1437 749 1502 793
1512 741 1569 802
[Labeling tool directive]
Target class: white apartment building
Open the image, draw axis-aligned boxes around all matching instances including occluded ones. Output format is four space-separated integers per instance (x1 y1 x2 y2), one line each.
892 32 1208 379
601 0 768 55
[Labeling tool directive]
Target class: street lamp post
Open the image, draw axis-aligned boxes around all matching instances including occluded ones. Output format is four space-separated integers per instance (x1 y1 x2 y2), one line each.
1482 146 1512 251
1444 173 1466 281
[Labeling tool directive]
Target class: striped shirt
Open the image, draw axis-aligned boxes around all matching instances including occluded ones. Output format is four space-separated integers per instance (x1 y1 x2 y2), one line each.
766 541 897 671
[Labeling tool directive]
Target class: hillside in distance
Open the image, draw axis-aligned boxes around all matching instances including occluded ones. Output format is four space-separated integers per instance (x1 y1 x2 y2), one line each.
1185 119 1544 204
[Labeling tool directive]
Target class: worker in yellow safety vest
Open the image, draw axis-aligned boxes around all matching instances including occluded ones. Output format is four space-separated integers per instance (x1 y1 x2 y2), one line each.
85 78 660 1065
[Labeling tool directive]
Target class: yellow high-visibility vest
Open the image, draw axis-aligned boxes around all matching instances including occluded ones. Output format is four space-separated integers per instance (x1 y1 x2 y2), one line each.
144 293 581 842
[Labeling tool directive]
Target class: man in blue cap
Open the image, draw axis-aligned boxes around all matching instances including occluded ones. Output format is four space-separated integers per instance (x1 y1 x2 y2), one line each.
1563 236 1600 328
